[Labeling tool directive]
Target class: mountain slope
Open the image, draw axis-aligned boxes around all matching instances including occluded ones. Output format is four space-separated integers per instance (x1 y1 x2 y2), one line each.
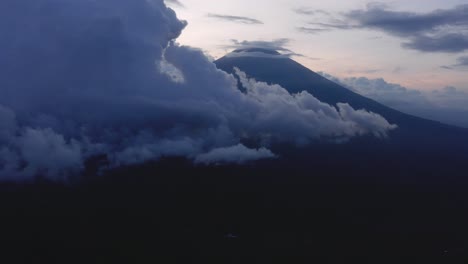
215 50 468 150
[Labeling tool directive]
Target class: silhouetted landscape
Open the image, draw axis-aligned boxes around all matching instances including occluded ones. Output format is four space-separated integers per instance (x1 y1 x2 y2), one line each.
1 0 468 263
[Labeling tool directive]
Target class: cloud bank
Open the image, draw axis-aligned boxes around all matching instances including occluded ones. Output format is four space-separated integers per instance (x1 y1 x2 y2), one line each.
320 73 468 128
0 0 396 180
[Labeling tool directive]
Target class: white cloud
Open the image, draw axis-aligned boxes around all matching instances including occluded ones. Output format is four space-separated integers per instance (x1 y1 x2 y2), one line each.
16 128 83 179
195 144 276 165
235 69 397 144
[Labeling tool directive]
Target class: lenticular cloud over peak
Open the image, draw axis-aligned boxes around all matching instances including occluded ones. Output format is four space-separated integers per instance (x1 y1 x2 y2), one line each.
0 0 396 180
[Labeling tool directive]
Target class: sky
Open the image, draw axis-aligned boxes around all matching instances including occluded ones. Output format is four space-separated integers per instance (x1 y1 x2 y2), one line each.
167 0 468 91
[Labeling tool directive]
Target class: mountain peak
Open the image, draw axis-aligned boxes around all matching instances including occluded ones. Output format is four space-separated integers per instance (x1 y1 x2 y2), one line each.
226 47 288 59
215 51 465 134
232 48 281 55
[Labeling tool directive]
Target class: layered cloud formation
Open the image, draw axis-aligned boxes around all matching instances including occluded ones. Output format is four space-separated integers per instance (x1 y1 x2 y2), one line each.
442 56 468 70
207 14 263 25
223 39 307 59
0 0 396 180
297 3 468 53
320 73 468 128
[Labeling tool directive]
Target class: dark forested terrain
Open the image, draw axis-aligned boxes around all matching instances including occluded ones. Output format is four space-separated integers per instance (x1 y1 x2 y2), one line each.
1 141 468 263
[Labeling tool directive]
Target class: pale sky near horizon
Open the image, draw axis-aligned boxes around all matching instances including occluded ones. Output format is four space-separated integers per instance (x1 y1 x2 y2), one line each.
166 0 468 91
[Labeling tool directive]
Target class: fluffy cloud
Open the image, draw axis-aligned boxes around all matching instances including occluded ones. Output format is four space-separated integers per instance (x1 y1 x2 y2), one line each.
16 128 83 179
0 0 396 181
195 144 276 165
234 69 397 143
320 73 468 128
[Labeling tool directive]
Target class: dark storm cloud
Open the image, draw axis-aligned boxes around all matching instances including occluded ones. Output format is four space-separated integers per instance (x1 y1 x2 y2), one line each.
207 14 263 25
0 0 396 180
403 34 468 53
298 3 468 53
348 3 468 53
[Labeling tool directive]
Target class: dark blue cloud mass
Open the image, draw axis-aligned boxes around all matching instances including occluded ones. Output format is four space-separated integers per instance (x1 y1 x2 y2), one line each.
0 0 396 180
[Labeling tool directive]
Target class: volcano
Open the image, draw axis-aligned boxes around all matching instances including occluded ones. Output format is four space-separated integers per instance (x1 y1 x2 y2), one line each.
215 48 468 151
